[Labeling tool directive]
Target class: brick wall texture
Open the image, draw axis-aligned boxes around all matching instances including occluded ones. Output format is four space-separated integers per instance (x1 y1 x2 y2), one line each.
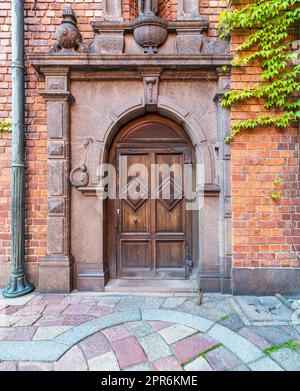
0 1 299 280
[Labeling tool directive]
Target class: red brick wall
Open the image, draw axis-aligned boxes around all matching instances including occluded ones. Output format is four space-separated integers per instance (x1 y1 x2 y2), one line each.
230 2 300 268
122 0 137 20
0 0 299 285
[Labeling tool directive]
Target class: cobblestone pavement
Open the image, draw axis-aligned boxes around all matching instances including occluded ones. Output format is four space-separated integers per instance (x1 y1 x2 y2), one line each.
0 292 299 371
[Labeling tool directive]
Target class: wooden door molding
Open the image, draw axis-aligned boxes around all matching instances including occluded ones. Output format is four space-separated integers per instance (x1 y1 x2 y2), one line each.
107 114 193 280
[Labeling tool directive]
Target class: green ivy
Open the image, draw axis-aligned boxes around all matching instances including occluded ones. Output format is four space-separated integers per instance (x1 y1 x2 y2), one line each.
219 0 300 142
0 122 12 133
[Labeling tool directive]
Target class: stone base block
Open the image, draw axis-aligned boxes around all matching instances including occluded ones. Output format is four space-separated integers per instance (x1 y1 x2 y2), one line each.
39 255 74 293
176 34 203 54
91 34 124 54
77 270 105 292
199 274 221 293
232 267 300 296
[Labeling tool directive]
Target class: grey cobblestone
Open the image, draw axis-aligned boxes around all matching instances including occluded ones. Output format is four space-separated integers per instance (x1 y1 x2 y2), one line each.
248 356 283 371
207 324 263 364
270 348 300 371
142 309 213 332
139 333 172 362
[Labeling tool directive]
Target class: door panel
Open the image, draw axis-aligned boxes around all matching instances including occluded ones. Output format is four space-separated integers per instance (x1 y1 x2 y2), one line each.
121 201 149 233
156 201 184 233
108 115 192 280
156 240 185 269
120 240 151 270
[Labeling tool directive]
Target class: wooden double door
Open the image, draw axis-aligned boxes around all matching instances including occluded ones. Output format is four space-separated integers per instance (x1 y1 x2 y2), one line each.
107 115 193 280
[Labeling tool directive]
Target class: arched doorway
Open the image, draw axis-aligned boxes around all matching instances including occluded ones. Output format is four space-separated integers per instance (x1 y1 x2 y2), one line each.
106 114 195 281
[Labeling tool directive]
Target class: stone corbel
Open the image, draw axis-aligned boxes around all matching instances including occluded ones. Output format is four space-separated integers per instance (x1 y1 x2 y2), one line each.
139 68 162 111
215 66 231 93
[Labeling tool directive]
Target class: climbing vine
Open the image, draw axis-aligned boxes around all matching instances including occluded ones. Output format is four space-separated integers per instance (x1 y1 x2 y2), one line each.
0 122 11 133
218 0 300 142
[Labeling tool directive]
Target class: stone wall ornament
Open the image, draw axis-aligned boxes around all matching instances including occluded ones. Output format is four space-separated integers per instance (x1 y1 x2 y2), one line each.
69 138 93 187
50 7 88 54
133 0 168 54
140 67 162 111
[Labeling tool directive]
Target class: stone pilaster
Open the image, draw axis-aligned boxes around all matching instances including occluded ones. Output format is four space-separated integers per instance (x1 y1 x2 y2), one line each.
214 67 232 294
39 67 74 293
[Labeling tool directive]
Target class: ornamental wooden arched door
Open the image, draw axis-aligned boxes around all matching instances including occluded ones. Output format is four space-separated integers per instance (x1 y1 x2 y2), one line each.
107 114 193 280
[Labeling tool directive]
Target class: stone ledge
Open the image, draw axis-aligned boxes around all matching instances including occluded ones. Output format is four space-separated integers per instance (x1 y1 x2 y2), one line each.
30 54 233 74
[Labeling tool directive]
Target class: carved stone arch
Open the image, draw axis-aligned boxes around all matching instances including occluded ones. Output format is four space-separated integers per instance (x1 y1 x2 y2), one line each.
100 95 215 186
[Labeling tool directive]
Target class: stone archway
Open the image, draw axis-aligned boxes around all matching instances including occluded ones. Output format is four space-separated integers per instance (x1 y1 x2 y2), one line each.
88 96 220 291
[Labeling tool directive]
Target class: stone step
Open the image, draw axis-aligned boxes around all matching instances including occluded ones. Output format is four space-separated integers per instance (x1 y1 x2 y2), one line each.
105 279 198 293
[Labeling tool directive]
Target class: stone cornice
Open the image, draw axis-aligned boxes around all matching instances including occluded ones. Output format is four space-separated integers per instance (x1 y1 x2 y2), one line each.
30 54 233 74
90 19 210 34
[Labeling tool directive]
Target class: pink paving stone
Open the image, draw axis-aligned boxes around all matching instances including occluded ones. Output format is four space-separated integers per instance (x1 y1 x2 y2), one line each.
0 362 17 371
41 295 65 304
35 316 65 327
3 327 37 341
0 305 24 316
61 296 83 305
13 305 46 316
19 362 54 371
43 304 69 315
62 304 92 315
172 334 218 364
149 321 174 331
62 315 95 326
152 357 183 371
79 332 111 360
27 296 45 305
54 346 88 371
102 325 132 342
238 328 271 350
88 305 114 317
112 335 147 369
79 297 100 305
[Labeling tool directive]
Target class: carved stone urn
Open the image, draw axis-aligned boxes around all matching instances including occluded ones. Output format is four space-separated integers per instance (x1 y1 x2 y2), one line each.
54 7 82 53
133 17 168 54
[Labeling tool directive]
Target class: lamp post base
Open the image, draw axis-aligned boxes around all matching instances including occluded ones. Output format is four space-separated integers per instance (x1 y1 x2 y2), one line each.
2 276 35 298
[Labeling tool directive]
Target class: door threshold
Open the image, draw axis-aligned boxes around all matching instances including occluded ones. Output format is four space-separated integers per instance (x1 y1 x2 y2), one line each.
105 279 198 293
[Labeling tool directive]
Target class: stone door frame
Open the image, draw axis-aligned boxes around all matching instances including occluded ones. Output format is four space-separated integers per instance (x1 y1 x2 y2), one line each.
33 63 231 293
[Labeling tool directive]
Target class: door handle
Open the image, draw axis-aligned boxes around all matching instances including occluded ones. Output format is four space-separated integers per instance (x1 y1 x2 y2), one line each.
133 217 138 223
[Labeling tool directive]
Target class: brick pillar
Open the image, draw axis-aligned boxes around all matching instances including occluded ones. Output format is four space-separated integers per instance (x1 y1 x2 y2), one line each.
39 67 74 293
214 67 232 294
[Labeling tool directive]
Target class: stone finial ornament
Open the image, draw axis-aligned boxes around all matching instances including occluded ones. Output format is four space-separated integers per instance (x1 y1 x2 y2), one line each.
50 7 88 54
133 0 168 54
